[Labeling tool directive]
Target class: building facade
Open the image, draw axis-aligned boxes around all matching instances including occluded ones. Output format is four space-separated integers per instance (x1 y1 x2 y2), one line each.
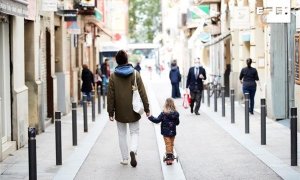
0 0 113 161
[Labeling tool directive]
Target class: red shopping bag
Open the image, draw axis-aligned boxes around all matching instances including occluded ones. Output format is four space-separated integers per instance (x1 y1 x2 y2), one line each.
183 93 190 109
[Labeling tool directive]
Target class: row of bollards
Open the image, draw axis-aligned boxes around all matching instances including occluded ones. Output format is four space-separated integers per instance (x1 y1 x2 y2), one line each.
28 87 107 179
207 87 298 167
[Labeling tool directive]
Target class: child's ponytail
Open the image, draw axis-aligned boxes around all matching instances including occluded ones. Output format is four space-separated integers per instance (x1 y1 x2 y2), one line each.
163 98 176 113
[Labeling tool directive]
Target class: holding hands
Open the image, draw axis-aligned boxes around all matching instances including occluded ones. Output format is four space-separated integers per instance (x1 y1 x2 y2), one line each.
109 111 151 121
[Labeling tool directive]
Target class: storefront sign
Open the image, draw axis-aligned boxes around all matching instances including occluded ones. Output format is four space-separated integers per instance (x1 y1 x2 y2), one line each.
0 0 28 17
67 21 81 34
257 0 290 23
63 9 77 21
81 0 95 7
41 0 57 11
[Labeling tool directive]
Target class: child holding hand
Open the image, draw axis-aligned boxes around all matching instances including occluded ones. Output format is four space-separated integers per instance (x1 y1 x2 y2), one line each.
148 98 180 165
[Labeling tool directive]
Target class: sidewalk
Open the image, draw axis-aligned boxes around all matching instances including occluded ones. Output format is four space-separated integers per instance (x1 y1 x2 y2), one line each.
0 104 108 180
203 92 300 172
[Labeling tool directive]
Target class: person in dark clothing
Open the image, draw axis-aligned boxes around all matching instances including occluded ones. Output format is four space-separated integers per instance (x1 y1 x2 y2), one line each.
81 64 94 102
148 98 180 165
186 58 206 115
101 58 111 95
239 58 261 114
134 62 141 72
101 58 111 79
95 64 102 91
169 61 181 98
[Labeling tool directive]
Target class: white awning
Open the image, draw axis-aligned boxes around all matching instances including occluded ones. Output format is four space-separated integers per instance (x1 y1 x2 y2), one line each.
202 32 231 47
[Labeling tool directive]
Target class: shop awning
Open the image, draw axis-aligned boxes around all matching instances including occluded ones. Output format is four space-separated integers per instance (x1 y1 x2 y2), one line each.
0 0 28 17
202 32 231 47
85 16 113 38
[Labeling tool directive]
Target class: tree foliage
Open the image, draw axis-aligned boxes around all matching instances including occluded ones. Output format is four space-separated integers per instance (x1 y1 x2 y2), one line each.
128 0 161 43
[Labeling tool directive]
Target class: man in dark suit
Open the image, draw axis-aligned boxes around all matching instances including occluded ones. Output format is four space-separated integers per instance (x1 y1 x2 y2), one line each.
186 58 206 115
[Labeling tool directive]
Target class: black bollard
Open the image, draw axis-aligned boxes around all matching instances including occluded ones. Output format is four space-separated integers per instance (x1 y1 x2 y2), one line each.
55 111 62 165
83 95 88 132
72 102 77 146
91 90 95 122
245 93 250 134
214 84 217 112
291 107 297 166
230 89 235 123
221 87 225 117
207 85 210 107
97 85 101 114
28 127 37 180
261 99 266 145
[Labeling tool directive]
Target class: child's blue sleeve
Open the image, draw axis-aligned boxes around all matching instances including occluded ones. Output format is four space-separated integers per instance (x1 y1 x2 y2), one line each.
148 113 163 124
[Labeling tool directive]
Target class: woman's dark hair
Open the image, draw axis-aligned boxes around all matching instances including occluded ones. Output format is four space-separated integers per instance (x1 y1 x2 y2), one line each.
115 50 128 65
82 64 88 69
246 58 252 68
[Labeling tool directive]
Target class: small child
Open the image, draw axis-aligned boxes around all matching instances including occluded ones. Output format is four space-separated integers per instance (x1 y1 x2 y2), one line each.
148 98 180 165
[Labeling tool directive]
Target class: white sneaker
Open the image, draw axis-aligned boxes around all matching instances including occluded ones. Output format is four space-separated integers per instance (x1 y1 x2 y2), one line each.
120 159 128 165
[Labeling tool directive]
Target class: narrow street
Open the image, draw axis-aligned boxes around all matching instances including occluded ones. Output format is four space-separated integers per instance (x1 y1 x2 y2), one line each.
1 1 300 180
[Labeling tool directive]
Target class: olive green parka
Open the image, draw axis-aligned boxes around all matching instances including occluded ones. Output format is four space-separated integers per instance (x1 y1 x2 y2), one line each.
107 65 149 123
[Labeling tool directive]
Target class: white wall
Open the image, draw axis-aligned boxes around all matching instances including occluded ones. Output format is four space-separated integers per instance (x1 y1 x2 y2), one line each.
11 16 28 148
0 22 12 147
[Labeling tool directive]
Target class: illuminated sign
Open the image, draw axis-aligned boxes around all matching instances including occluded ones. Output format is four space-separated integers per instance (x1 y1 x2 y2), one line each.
257 0 290 23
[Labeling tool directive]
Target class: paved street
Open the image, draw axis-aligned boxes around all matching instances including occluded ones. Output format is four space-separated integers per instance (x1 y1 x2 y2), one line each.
145 72 282 179
1 71 300 180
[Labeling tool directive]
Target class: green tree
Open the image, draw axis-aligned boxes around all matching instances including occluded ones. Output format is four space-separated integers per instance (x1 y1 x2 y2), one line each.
129 0 161 43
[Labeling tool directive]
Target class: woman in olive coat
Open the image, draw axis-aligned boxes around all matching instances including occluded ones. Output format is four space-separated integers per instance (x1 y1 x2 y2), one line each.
107 50 150 167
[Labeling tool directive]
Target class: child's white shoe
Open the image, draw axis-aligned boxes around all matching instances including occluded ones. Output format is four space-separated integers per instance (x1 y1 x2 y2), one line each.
120 159 128 165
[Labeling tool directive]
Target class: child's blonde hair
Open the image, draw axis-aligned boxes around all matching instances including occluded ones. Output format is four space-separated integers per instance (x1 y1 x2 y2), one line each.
163 98 176 113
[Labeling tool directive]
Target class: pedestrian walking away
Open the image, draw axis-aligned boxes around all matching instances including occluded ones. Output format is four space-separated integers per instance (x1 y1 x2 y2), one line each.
81 64 95 103
169 60 181 98
186 58 206 115
101 58 111 94
148 98 180 165
134 61 141 73
95 64 102 92
239 58 261 114
107 50 150 167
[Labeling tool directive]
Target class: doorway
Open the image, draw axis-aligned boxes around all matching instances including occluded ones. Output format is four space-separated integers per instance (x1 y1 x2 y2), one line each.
46 29 54 121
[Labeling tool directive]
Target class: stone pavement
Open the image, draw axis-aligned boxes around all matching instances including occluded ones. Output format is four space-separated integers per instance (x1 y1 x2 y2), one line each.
0 70 300 180
149 75 280 180
0 104 107 180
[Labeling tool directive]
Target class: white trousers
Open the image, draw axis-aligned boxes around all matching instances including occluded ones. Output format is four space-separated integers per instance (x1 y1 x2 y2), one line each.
116 121 139 160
